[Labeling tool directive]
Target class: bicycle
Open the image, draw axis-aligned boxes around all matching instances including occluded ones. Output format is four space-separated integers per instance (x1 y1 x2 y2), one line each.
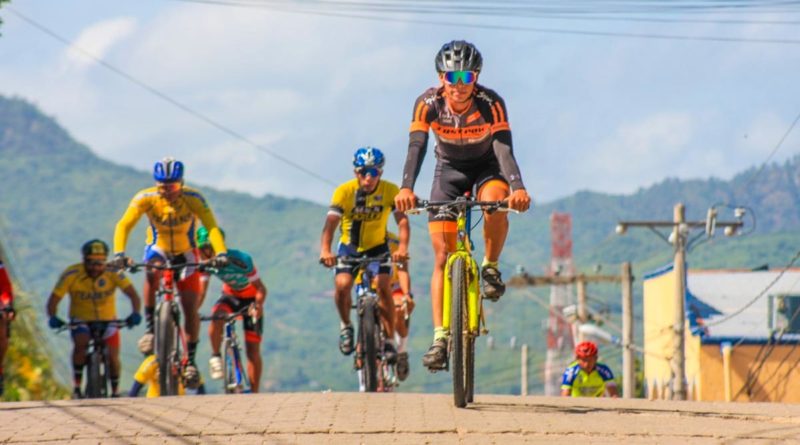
200 304 254 394
409 195 513 407
338 254 397 392
56 319 128 398
125 259 212 396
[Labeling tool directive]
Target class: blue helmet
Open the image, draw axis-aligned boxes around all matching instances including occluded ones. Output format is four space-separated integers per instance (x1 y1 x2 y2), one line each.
153 157 184 183
352 147 385 169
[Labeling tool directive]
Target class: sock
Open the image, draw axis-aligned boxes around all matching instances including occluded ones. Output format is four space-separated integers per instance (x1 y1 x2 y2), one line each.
188 341 198 364
145 306 155 333
111 375 120 394
434 327 447 342
73 362 84 389
397 335 409 353
340 321 352 330
482 257 498 269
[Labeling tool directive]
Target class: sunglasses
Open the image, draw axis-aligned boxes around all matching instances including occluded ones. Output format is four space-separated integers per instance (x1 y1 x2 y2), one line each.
443 70 477 85
355 167 382 177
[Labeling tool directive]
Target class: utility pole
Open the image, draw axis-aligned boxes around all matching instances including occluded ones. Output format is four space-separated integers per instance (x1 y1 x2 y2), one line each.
621 262 634 398
616 203 744 401
576 277 588 341
521 344 528 396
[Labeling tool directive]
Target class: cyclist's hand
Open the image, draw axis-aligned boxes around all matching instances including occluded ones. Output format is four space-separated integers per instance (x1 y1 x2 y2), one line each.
507 189 531 212
110 253 132 270
212 253 229 268
48 316 66 330
126 312 142 328
249 303 263 320
394 188 417 212
319 251 337 268
392 248 409 264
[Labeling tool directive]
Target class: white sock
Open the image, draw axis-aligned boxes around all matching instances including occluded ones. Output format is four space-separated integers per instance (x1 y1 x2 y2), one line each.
397 335 409 353
340 321 351 330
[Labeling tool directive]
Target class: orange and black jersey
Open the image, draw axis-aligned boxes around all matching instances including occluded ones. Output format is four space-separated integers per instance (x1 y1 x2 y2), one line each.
401 84 525 191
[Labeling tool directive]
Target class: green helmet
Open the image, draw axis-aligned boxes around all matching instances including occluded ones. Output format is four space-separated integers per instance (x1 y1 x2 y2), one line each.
196 226 226 247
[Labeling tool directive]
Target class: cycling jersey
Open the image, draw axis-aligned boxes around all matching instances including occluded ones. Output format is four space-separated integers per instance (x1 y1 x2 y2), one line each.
0 261 13 306
207 249 260 299
561 361 615 397
328 179 399 252
51 264 133 321
402 84 525 191
114 186 227 257
133 355 185 398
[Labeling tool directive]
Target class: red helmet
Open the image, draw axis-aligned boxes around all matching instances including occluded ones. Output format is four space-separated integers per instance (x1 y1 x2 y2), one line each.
575 341 598 358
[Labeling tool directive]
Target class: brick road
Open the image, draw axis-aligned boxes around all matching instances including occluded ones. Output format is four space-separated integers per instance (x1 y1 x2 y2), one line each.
0 393 799 444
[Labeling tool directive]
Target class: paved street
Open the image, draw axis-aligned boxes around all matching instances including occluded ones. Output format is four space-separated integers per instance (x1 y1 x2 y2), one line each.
0 393 799 444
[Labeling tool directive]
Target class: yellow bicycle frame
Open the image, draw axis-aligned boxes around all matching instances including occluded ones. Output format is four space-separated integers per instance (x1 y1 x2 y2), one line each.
441 209 481 335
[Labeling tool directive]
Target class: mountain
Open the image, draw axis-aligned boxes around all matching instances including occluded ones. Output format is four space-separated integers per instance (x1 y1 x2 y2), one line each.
2 95 799 395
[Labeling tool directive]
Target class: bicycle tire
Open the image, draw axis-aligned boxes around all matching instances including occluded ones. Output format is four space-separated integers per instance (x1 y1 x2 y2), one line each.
156 301 180 396
86 350 103 398
450 256 468 408
360 298 379 392
466 335 475 403
223 338 236 394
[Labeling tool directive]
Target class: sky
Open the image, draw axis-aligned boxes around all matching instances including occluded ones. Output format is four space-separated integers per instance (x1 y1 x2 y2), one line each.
1 0 799 205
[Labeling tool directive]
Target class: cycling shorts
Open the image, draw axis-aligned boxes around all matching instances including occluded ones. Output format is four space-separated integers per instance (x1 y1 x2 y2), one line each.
335 243 392 276
212 295 263 343
70 319 121 348
428 160 509 222
143 246 202 294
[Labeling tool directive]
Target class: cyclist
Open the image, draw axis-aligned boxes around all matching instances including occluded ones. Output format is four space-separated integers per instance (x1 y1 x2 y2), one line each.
129 353 206 397
45 240 142 398
383 233 416 380
196 227 267 393
394 40 532 370
112 157 228 388
561 341 619 398
319 147 410 365
0 260 14 395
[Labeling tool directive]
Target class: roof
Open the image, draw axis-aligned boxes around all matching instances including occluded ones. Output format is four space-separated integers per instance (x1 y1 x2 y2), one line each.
644 264 800 343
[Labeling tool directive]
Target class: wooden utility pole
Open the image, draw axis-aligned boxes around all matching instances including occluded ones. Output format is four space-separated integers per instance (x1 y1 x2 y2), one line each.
621 262 634 398
617 203 743 401
521 344 528 396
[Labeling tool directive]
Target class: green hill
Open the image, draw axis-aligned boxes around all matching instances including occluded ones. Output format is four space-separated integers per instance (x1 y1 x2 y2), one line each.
1 95 798 396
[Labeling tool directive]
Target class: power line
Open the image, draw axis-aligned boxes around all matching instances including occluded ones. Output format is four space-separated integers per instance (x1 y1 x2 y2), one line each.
5 6 338 188
175 0 800 45
739 110 800 195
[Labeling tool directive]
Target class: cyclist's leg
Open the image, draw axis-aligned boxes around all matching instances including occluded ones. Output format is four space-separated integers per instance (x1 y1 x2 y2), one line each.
71 326 90 396
333 243 356 325
104 329 121 395
209 296 236 356
476 171 511 300
0 320 8 389
177 270 202 356
140 246 165 354
243 313 263 393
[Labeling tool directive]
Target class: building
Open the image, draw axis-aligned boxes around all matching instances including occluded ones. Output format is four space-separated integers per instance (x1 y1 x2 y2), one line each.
643 264 800 402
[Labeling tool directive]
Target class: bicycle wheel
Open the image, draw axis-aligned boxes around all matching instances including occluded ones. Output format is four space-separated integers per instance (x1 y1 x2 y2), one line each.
466 336 475 403
156 301 180 396
223 338 237 394
85 349 103 398
360 298 379 392
450 256 468 408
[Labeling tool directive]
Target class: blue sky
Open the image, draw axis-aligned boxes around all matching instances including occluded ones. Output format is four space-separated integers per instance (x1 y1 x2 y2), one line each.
1 1 799 204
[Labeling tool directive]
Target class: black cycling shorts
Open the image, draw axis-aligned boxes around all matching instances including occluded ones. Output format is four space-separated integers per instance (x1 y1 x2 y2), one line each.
212 295 263 343
335 243 392 275
428 160 508 222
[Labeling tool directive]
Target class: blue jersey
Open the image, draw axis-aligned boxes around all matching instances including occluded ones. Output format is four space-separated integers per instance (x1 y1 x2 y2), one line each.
561 361 615 397
212 249 260 298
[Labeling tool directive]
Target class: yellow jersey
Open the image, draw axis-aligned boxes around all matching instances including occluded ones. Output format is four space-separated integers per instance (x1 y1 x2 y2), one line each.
328 179 399 252
51 264 132 321
133 355 185 398
114 185 227 256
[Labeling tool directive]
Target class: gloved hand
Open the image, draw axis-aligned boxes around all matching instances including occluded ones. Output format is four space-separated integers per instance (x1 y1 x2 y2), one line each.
48 316 66 330
212 253 229 268
126 312 142 328
110 253 131 270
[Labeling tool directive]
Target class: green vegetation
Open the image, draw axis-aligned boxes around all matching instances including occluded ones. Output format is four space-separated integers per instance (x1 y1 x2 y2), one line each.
1 95 798 397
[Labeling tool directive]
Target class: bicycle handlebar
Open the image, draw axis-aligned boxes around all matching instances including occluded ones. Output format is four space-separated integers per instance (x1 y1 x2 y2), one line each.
200 304 255 323
122 260 217 274
54 319 128 333
406 198 518 214
335 254 392 267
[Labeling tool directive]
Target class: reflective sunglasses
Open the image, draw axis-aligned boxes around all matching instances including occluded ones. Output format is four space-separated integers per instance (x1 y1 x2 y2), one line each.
443 70 477 85
355 167 382 177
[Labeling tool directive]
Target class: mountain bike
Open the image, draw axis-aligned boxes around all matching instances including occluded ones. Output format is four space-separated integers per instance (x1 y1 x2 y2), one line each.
126 259 211 396
339 255 397 392
200 304 254 394
56 319 128 398
410 195 513 407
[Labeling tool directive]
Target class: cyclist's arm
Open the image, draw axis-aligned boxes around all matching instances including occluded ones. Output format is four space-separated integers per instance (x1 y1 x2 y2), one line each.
120 284 142 314
45 293 61 318
46 269 73 318
113 198 146 254
490 98 525 191
393 210 410 255
320 213 340 257
401 94 433 190
253 278 267 306
188 196 227 255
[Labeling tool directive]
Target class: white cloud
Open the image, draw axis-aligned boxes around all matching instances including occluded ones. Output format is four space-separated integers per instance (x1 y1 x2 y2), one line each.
61 17 137 72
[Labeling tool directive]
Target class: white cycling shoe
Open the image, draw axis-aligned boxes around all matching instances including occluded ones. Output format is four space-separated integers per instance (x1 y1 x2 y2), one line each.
209 356 224 380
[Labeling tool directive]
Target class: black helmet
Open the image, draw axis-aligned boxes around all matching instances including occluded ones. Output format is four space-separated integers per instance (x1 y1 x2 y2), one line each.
82 239 109 259
435 40 483 73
